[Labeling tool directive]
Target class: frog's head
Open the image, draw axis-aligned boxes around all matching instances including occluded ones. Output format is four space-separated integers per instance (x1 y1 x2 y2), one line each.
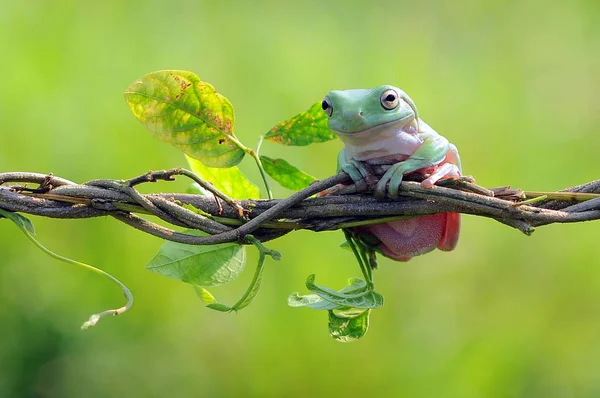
322 85 419 134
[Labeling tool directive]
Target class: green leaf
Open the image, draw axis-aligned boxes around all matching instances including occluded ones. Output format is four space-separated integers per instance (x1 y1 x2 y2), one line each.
0 209 35 234
125 70 244 167
192 237 270 313
186 155 260 199
193 286 217 304
332 307 370 319
260 156 316 191
194 262 264 313
193 286 233 312
288 278 369 310
305 274 383 309
206 303 232 312
288 275 373 341
146 229 245 286
265 102 335 146
328 309 370 342
287 292 341 310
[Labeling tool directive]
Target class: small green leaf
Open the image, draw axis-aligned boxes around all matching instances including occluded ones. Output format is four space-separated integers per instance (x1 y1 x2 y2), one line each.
341 277 368 293
206 303 232 312
125 70 244 167
305 274 383 309
288 278 369 310
186 155 260 199
265 102 335 146
147 229 245 286
0 209 35 234
194 286 217 304
192 238 270 313
260 156 316 191
193 286 232 312
332 307 369 319
328 309 370 342
194 266 263 313
287 292 341 310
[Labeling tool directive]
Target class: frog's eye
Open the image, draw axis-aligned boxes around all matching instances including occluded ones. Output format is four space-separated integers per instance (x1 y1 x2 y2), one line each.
322 97 333 117
380 89 399 110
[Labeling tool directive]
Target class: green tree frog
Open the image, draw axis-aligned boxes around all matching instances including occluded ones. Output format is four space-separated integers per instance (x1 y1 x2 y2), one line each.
321 85 461 261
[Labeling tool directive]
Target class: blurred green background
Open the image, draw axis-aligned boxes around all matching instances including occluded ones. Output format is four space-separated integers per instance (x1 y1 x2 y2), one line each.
1 1 599 397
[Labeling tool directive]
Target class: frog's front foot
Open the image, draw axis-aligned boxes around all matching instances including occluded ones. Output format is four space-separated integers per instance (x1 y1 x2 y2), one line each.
341 160 374 191
375 163 407 199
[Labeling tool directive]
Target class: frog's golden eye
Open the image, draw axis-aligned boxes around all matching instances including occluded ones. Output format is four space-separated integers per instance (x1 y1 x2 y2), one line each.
322 97 333 117
380 89 399 110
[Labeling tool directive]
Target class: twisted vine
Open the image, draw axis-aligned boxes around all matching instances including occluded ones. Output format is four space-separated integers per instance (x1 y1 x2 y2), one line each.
1 169 599 245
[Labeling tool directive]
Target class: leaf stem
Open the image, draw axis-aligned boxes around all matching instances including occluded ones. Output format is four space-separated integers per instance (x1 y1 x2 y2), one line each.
250 151 274 200
246 234 282 260
0 209 133 329
343 230 374 289
199 235 281 313
356 242 374 284
253 136 274 199
229 236 279 311
229 136 273 200
524 191 600 201
515 195 548 206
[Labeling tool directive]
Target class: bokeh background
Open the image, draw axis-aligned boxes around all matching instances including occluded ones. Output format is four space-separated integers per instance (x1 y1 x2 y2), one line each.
1 1 599 397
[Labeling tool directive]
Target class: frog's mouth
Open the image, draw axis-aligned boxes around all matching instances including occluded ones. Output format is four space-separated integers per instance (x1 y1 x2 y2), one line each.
334 116 418 144
332 112 416 136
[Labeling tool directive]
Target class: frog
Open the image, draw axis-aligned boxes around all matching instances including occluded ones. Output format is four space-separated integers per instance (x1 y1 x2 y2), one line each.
321 85 461 261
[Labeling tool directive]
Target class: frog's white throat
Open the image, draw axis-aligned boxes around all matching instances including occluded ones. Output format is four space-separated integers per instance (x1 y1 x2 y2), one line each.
334 118 422 162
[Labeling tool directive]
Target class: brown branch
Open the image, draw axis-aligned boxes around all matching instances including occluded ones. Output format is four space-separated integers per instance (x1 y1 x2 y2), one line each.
0 170 599 244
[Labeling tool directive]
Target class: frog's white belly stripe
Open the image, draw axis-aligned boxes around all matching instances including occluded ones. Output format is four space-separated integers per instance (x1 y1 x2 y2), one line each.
336 118 424 162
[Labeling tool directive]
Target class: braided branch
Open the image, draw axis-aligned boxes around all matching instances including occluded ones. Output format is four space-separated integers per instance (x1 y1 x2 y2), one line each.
0 170 599 245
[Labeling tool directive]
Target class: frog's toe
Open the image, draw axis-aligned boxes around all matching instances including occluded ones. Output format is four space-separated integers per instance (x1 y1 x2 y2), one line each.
341 163 362 182
375 165 405 199
354 178 368 191
387 170 406 198
421 163 461 188
375 173 392 199
352 160 373 180
342 160 373 191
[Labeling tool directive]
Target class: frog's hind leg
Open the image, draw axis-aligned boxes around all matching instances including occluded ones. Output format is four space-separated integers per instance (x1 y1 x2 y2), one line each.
421 163 461 188
421 144 461 188
438 212 460 251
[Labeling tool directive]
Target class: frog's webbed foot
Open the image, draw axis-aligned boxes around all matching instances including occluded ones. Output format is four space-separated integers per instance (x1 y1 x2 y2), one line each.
421 163 461 188
341 160 374 191
376 161 461 198
375 162 410 199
